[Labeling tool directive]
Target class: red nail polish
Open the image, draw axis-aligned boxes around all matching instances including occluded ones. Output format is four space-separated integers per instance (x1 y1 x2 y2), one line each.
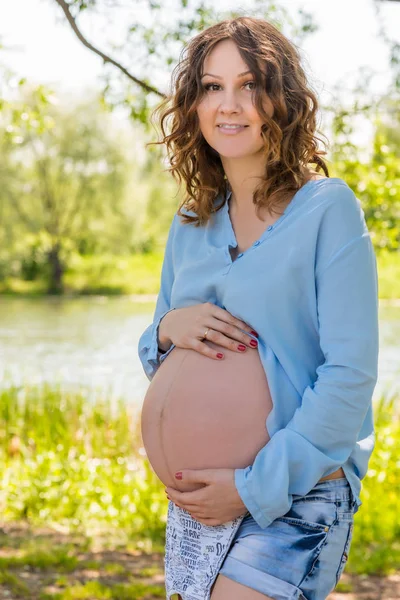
217 353 224 359
175 472 182 480
250 330 259 337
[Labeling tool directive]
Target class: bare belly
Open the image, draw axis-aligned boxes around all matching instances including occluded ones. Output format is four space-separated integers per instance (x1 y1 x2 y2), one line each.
140 342 344 493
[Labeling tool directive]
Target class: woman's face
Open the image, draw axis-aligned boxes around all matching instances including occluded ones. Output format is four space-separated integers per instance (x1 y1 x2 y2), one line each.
196 39 273 159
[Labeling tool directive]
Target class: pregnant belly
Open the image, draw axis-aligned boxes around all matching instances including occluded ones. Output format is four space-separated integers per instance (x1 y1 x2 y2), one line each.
140 340 273 492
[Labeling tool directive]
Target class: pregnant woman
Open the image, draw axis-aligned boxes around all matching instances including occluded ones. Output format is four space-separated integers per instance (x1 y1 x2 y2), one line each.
138 16 379 600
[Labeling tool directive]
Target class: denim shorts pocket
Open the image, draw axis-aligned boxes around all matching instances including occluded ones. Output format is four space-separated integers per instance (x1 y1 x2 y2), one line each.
335 521 354 586
276 497 338 533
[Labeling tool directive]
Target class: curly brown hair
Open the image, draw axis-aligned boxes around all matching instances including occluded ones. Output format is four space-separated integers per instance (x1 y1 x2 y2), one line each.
148 16 330 227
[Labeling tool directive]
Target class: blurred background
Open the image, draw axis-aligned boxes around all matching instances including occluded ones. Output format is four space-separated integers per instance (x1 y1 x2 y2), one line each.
0 1 399 598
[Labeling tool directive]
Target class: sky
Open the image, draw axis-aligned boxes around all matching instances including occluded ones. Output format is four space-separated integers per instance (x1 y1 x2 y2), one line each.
1 0 399 148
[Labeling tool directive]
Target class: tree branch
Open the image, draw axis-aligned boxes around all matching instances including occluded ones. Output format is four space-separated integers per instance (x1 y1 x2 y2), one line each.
53 0 166 98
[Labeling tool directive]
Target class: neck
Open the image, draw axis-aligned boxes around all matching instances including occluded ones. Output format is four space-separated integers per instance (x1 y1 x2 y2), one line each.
222 154 266 213
225 163 310 214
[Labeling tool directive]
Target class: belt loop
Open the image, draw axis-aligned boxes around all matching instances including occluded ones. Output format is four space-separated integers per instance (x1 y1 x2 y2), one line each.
350 488 358 513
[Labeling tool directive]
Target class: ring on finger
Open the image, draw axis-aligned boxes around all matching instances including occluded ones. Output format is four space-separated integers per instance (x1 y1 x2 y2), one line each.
203 327 210 340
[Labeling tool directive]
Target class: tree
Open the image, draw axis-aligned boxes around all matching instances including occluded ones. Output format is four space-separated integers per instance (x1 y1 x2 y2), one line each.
0 81 129 293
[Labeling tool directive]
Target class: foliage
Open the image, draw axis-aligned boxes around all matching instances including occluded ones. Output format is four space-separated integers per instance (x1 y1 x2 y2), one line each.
0 383 167 550
0 76 130 291
329 95 400 252
0 73 180 291
348 394 400 575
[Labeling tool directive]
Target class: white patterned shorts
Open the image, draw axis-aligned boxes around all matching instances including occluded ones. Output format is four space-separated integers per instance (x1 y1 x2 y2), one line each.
164 499 246 600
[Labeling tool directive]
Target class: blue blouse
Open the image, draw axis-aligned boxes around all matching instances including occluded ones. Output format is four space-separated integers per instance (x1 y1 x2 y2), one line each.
137 177 379 529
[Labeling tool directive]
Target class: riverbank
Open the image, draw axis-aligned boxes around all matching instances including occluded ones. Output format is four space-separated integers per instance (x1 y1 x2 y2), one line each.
0 248 399 299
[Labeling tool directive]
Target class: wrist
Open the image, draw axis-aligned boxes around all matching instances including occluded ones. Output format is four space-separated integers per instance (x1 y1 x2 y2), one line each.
157 309 174 352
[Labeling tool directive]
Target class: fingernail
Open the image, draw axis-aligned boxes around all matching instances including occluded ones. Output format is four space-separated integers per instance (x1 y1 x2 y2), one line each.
217 353 224 359
250 330 259 337
250 340 258 347
238 344 246 351
175 472 182 480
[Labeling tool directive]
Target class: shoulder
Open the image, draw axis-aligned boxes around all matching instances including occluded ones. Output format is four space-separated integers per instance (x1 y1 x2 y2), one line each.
305 176 364 224
173 196 223 229
307 175 353 197
318 178 365 220
170 206 196 228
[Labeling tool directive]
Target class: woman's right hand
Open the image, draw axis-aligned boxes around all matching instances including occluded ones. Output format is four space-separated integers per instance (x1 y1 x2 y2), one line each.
158 302 258 360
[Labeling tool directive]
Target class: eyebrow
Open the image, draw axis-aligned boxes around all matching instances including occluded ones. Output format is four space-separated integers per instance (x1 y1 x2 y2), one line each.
200 70 252 79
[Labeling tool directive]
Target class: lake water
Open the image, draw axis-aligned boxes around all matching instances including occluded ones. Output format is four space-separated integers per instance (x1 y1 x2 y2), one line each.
0 296 398 411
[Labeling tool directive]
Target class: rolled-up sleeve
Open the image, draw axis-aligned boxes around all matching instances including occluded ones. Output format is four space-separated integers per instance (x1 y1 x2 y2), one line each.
137 213 178 381
234 186 379 529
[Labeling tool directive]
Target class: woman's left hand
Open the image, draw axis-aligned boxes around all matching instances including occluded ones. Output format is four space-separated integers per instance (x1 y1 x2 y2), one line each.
165 468 248 526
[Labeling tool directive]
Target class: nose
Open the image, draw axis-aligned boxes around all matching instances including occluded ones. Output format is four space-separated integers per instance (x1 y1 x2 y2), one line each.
218 89 242 114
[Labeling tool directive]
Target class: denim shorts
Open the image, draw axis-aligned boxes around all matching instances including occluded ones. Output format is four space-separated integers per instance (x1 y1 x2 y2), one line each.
217 478 356 600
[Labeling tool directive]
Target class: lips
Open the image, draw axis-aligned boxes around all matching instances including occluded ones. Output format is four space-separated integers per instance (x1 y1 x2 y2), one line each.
217 124 249 135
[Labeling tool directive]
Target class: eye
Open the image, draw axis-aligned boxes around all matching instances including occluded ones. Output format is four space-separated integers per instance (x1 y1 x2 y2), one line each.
203 81 256 92
203 83 220 92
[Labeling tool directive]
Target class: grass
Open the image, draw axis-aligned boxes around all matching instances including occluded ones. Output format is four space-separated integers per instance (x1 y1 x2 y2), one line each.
0 248 399 299
0 383 167 553
0 521 166 599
